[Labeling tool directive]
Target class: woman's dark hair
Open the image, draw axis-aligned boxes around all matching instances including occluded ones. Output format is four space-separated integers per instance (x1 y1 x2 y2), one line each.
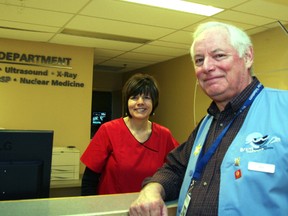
122 73 159 118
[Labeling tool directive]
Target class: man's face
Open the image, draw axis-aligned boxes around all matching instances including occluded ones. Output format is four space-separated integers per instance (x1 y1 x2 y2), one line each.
192 27 252 110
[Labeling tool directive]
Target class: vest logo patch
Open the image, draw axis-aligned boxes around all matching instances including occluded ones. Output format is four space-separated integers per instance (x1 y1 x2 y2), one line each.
240 132 280 153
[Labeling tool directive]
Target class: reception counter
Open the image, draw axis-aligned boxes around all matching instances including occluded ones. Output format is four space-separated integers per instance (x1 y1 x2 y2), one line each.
0 193 177 216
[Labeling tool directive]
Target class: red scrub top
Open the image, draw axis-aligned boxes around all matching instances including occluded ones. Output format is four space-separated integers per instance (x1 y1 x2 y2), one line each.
81 118 178 194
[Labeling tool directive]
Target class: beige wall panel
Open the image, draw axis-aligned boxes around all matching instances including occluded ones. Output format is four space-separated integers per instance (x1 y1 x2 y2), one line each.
0 38 94 174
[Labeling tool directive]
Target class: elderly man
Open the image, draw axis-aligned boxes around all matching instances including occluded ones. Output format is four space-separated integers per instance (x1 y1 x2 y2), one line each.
129 21 288 216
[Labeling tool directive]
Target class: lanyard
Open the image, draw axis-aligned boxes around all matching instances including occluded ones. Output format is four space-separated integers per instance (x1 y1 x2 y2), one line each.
193 83 264 180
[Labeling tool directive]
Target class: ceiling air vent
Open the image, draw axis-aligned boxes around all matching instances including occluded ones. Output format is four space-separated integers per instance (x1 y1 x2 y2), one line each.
93 65 126 72
61 28 150 44
0 26 48 33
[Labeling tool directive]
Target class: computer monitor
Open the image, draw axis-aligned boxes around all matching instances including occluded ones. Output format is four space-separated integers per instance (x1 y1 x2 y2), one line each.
0 130 54 200
92 111 107 125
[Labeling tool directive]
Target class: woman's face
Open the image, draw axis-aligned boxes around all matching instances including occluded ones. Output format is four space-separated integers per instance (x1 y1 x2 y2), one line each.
192 27 253 110
127 94 153 120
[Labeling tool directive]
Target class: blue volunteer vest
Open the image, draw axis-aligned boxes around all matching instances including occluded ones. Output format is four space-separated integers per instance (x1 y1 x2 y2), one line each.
177 88 288 215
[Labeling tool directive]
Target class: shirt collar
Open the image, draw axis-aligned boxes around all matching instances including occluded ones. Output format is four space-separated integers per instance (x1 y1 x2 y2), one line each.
207 77 262 117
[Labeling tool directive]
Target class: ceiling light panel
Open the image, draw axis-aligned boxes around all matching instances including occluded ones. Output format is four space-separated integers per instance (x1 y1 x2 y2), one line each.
184 0 248 9
122 0 223 16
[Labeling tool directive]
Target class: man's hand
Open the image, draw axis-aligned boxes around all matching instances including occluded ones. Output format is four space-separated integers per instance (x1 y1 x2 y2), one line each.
129 183 168 216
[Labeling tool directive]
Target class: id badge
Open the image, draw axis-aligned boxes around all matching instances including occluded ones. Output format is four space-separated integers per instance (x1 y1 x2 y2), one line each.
179 193 191 216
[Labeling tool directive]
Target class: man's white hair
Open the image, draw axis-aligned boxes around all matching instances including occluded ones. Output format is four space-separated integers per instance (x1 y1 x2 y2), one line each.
190 21 254 74
191 21 252 58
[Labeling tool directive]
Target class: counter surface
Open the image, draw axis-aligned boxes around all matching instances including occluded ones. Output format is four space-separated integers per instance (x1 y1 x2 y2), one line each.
0 193 177 216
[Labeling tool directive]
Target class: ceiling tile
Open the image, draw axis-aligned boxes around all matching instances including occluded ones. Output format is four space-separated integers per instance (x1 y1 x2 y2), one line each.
233 0 288 21
0 0 285 74
81 0 205 29
0 3 74 26
183 17 257 32
246 26 271 35
214 10 275 26
66 15 176 40
158 30 194 44
0 0 91 13
93 57 111 65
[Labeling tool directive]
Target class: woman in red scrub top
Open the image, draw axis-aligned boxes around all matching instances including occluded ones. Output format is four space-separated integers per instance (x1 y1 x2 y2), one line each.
81 73 179 195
